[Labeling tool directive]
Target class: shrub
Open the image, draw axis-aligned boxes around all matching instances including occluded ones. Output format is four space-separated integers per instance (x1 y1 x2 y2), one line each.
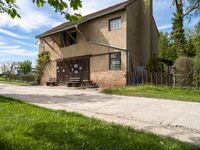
175 56 194 86
146 54 164 72
8 74 35 82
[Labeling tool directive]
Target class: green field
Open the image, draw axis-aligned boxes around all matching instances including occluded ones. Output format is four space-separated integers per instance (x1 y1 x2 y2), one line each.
0 96 199 150
103 85 200 102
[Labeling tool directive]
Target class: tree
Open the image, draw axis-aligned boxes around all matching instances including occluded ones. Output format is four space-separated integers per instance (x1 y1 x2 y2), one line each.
192 22 200 86
171 0 187 56
0 0 82 21
185 39 196 57
159 32 178 62
146 54 164 72
19 60 32 75
184 0 200 17
173 0 200 17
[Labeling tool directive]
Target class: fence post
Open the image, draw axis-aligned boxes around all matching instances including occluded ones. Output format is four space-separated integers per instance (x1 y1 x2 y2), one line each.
173 74 176 87
146 70 148 84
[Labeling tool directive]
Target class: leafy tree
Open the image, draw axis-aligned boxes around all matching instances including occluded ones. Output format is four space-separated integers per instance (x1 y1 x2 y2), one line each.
173 0 200 17
185 39 196 57
193 51 200 86
171 0 200 57
184 0 200 17
171 0 187 56
159 32 178 62
0 0 82 21
193 22 200 86
19 60 32 75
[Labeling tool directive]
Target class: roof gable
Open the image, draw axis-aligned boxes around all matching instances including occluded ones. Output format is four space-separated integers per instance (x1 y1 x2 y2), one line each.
36 0 135 38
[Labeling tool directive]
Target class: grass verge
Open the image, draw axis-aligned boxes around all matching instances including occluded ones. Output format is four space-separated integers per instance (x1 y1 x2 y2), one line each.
0 95 199 150
0 77 31 86
102 85 200 103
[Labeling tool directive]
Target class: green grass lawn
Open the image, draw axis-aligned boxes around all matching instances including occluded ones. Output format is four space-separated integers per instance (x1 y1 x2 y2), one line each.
103 85 200 103
0 96 199 150
0 77 31 86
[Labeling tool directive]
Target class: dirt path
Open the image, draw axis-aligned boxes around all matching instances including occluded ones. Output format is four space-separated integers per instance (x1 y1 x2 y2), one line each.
0 83 200 145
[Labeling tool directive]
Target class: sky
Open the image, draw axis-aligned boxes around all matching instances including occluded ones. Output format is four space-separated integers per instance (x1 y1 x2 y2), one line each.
0 0 199 66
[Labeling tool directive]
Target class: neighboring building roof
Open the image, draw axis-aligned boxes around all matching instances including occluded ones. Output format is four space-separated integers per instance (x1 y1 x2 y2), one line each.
36 0 133 38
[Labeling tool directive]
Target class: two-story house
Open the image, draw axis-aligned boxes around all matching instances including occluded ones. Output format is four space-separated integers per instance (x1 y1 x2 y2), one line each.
36 0 158 87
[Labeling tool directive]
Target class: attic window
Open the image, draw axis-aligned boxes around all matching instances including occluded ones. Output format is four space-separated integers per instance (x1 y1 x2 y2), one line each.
60 31 77 47
109 17 121 31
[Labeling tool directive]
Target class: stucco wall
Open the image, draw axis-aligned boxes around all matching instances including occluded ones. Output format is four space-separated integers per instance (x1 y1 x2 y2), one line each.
39 10 127 87
60 10 127 58
151 18 159 55
127 0 158 70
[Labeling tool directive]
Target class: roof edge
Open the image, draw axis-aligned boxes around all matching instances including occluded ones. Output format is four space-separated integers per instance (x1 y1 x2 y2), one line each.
36 0 133 38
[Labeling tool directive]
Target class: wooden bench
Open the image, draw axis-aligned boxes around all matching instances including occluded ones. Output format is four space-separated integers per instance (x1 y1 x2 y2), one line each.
46 78 56 86
67 77 81 87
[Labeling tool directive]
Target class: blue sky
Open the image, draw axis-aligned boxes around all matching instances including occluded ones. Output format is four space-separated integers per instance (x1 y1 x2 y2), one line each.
0 0 199 66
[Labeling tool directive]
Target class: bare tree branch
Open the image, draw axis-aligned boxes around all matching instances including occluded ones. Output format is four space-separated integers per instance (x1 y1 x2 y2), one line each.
183 0 200 17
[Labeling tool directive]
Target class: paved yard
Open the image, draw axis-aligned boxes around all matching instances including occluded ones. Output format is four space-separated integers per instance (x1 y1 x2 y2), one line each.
0 83 200 145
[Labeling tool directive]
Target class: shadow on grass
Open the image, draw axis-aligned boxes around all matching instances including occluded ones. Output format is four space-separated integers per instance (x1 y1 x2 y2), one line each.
24 121 164 150
20 120 198 150
0 96 23 104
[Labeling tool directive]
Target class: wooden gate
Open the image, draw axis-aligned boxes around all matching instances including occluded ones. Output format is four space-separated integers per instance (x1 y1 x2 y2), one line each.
57 56 90 85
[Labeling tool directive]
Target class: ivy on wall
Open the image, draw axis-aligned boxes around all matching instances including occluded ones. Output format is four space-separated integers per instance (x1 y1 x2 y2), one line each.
35 51 50 84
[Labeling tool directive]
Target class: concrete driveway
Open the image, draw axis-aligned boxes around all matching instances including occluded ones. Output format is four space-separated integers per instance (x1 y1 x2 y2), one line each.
0 83 200 145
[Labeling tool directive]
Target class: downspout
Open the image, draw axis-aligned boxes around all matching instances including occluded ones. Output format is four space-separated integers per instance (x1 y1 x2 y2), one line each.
75 23 127 51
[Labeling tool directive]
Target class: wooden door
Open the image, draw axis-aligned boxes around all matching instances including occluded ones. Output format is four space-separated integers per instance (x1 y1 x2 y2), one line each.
57 56 90 85
68 57 90 81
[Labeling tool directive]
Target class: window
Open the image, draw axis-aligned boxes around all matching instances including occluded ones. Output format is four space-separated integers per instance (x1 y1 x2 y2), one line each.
109 53 121 70
60 31 77 47
109 17 121 31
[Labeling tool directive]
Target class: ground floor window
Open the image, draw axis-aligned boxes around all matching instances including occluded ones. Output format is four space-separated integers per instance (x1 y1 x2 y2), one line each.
109 52 121 70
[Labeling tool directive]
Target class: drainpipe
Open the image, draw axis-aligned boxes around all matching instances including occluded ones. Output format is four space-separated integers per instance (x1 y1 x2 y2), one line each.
75 23 89 41
75 23 127 51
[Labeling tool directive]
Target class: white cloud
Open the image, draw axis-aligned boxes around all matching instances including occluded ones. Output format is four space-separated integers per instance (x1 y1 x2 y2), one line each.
0 28 28 39
158 24 172 31
0 45 21 49
80 0 126 15
0 48 37 57
14 40 37 48
0 42 6 45
0 0 62 32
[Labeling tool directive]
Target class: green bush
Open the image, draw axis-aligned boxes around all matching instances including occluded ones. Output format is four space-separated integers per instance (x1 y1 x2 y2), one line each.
146 54 164 72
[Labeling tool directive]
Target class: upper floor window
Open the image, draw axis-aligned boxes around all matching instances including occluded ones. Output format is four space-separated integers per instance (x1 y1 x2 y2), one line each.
109 17 121 31
60 31 77 47
109 52 121 70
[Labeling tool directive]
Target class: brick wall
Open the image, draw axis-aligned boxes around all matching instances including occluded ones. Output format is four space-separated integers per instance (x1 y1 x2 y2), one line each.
91 71 126 87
